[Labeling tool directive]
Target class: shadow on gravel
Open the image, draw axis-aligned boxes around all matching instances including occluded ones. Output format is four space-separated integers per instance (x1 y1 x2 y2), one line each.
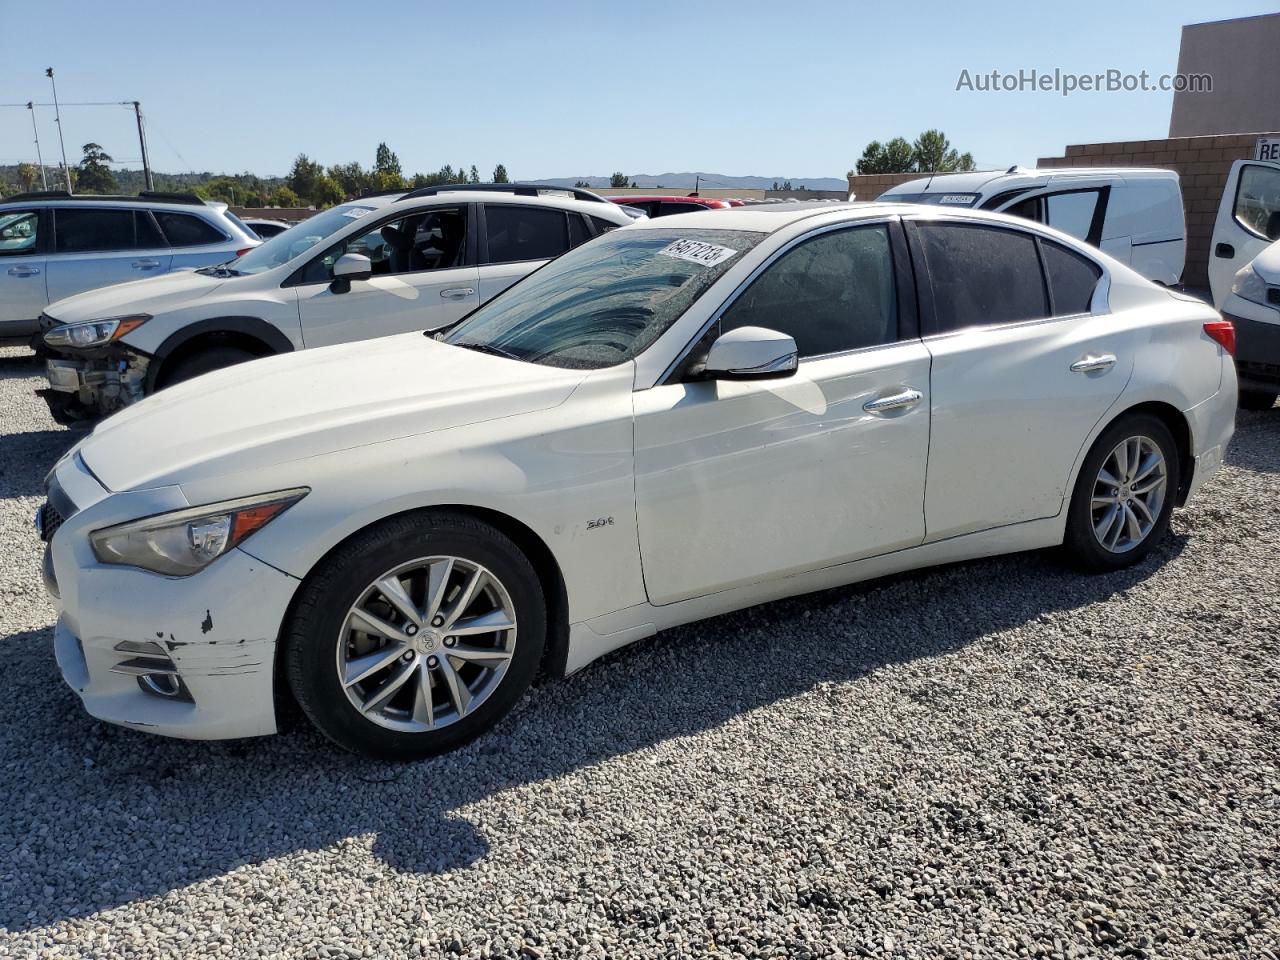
0 532 1188 931
1226 408 1280 474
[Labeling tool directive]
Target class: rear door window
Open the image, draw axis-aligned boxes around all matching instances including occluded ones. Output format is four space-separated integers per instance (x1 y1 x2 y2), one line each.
54 208 136 252
135 211 167 248
1044 190 1102 241
914 222 1049 333
568 213 590 248
154 211 228 247
1040 239 1102 316
484 205 569 263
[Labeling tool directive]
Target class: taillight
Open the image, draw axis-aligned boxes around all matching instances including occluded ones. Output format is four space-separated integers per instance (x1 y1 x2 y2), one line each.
1204 319 1235 356
235 247 251 258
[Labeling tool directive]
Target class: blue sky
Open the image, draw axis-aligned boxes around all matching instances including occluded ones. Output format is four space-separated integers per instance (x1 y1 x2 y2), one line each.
1 1 1273 181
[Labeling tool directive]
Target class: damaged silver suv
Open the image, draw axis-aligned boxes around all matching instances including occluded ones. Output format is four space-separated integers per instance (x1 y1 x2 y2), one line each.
36 184 634 421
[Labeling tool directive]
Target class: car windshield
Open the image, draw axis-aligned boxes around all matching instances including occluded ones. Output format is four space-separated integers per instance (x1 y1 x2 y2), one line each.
880 191 980 207
231 204 378 274
443 227 764 369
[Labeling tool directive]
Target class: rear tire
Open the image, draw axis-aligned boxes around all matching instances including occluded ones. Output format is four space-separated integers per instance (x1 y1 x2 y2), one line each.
1063 413 1180 572
1239 388 1278 411
284 512 545 760
157 346 258 389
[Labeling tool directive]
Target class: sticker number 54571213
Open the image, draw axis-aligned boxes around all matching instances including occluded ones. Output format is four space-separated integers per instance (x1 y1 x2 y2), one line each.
658 238 739 267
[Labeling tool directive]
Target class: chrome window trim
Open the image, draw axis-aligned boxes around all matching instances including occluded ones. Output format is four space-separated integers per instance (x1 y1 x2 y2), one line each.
654 216 907 387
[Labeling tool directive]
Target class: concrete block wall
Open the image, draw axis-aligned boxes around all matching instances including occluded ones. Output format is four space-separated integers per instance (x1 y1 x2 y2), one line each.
1039 132 1280 290
845 172 922 201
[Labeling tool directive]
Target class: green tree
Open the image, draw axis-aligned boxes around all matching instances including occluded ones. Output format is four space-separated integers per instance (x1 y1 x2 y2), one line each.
270 185 302 207
313 175 345 207
469 165 480 184
492 164 509 183
853 136 915 175
286 154 323 202
76 142 116 193
16 163 39 192
374 142 402 179
573 179 590 188
328 161 368 197
609 172 628 188
910 129 974 173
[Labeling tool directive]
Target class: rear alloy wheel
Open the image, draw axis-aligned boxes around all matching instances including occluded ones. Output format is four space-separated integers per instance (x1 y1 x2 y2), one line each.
285 513 544 759
1064 414 1180 571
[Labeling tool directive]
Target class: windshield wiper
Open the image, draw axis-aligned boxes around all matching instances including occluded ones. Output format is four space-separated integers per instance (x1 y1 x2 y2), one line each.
452 342 521 361
196 264 243 278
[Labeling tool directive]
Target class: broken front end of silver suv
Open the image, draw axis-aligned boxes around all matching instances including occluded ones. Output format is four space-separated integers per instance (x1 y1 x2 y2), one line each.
37 313 152 423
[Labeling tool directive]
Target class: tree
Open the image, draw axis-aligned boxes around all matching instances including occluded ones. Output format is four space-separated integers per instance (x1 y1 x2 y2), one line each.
270 185 301 207
574 180 590 188
16 163 39 192
630 180 638 188
772 181 779 190
469 165 480 184
609 172 628 188
911 129 974 173
287 153 323 203
313 175 345 207
328 161 368 197
854 136 915 175
374 142 402 180
76 142 116 193
492 164 509 183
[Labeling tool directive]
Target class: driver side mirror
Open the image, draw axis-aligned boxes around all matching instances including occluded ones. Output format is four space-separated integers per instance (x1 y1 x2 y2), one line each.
702 326 798 380
330 253 372 294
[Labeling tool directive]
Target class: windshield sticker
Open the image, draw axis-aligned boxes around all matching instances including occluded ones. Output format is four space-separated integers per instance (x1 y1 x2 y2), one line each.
938 194 974 205
657 238 739 267
341 206 375 219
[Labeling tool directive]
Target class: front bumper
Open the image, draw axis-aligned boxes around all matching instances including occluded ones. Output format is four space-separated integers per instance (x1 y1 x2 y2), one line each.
1222 301 1280 391
38 343 151 421
44 456 301 740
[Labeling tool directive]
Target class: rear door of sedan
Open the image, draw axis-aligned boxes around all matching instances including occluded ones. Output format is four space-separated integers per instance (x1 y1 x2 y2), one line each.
906 217 1136 541
632 219 932 605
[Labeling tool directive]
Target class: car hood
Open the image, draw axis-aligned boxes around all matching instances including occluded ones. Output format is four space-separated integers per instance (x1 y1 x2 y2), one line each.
43 269 228 324
1247 239 1280 283
77 332 588 491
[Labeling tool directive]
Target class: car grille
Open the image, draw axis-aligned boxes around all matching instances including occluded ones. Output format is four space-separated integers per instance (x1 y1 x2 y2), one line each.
38 476 77 544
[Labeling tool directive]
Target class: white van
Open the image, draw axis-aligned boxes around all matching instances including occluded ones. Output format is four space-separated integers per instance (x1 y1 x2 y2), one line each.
879 167 1185 286
1207 157 1280 309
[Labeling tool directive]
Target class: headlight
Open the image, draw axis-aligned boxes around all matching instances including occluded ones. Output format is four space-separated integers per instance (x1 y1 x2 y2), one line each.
43 314 150 349
90 488 308 576
1230 265 1271 307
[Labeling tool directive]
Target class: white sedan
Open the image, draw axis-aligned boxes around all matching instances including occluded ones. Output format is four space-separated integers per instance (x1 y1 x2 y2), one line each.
39 203 1237 759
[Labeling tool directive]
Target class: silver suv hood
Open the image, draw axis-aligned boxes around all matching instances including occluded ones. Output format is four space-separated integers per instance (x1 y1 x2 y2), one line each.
77 332 586 491
44 270 227 324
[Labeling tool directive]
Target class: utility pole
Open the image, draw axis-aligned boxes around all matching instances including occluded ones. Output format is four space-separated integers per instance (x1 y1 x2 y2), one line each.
26 102 48 190
132 101 154 191
45 68 72 193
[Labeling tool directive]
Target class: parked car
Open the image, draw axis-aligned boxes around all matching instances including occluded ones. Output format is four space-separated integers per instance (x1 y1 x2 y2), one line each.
36 184 635 420
609 195 732 217
38 202 1235 758
241 218 292 239
879 167 1186 286
0 191 259 344
1217 238 1280 409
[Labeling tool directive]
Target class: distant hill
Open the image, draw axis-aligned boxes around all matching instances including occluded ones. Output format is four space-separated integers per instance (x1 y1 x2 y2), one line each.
531 171 848 192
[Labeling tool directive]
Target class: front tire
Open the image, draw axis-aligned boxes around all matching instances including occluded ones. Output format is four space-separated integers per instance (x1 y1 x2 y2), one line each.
284 512 545 760
158 346 258 389
1063 413 1180 572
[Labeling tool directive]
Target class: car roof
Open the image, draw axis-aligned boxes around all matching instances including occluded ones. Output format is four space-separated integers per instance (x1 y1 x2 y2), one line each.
623 200 1075 234
609 196 727 205
883 166 1179 196
371 189 631 219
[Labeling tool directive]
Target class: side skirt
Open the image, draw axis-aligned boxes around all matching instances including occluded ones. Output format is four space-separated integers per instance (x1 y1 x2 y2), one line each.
564 514 1066 675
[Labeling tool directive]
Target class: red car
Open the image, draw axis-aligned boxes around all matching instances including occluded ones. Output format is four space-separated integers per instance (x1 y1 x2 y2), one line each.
609 195 731 218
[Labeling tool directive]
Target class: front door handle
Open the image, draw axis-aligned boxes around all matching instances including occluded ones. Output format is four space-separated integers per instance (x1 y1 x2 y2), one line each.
7 265 40 277
440 287 475 299
863 388 923 414
131 259 161 270
1070 353 1117 374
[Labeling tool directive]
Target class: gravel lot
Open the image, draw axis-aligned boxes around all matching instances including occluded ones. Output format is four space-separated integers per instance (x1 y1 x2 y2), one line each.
0 344 1276 960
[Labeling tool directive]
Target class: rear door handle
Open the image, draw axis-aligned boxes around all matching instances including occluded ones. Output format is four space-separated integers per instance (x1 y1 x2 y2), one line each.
1070 353 1117 374
863 388 923 414
7 265 40 277
131 259 161 269
440 287 475 299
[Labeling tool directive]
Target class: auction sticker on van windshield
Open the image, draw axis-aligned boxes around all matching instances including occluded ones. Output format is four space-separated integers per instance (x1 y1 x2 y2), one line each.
658 238 739 267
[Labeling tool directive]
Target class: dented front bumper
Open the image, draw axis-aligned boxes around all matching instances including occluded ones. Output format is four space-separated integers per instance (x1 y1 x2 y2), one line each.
44 454 301 740
39 343 151 422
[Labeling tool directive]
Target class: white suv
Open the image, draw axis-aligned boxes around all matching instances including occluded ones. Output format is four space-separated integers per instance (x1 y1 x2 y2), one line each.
37 185 636 420
0 191 260 343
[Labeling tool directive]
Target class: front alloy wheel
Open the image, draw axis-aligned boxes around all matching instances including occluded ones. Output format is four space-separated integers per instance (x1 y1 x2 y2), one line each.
338 557 517 732
285 512 545 759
